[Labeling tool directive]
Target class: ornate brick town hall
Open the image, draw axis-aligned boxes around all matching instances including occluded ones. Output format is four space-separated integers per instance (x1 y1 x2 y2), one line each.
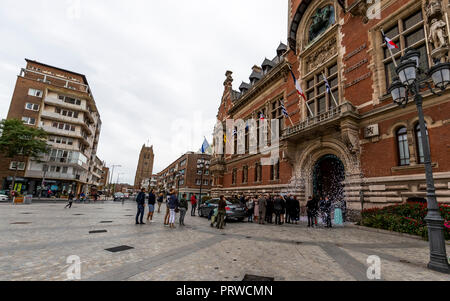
209 0 450 219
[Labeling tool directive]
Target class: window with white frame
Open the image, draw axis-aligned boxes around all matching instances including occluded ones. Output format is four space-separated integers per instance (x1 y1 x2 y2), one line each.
22 117 36 125
25 103 40 111
10 161 26 171
28 89 42 98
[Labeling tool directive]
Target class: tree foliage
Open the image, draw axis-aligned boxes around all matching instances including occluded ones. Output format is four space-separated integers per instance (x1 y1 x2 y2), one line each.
0 119 49 160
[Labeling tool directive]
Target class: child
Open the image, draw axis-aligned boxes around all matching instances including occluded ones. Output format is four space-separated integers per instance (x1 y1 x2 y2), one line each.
210 207 218 227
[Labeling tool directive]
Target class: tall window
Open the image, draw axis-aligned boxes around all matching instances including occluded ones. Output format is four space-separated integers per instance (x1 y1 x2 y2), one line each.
254 162 262 183
305 63 338 117
270 161 280 181
397 127 410 166
415 123 429 164
382 10 427 91
271 97 284 137
242 166 248 184
232 168 237 185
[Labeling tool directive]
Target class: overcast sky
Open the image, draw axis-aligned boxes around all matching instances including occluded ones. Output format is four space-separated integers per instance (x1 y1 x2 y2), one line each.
0 0 287 184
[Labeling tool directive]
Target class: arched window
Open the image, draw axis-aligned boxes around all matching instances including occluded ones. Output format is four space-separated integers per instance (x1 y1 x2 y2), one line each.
397 127 410 166
415 123 429 164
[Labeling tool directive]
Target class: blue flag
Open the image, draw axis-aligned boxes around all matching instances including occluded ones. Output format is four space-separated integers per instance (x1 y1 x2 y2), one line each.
201 138 210 154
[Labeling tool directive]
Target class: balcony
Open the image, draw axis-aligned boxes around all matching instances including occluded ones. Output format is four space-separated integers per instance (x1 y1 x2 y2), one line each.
20 68 90 95
282 102 359 141
40 110 93 136
41 125 91 147
26 170 78 181
44 96 88 112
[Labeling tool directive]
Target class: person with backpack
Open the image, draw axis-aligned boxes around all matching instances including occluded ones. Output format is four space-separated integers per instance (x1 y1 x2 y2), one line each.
135 188 146 225
147 189 156 222
179 194 188 226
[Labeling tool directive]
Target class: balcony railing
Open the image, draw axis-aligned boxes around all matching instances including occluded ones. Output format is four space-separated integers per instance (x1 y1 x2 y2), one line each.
20 68 91 94
282 102 358 139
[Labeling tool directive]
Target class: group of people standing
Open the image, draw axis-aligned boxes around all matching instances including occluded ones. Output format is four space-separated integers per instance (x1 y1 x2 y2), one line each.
242 194 300 225
306 195 344 228
136 188 189 229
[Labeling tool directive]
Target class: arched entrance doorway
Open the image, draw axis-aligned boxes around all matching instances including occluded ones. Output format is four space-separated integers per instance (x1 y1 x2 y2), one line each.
313 154 345 203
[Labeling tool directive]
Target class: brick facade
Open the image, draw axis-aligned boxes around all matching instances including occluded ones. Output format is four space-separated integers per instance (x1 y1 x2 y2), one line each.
157 152 212 200
210 0 450 219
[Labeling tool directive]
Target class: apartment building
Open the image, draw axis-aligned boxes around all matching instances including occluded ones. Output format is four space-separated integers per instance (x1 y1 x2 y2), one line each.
0 59 102 197
157 152 212 200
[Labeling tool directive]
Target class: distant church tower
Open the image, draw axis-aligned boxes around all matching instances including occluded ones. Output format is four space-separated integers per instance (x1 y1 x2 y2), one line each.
134 144 155 189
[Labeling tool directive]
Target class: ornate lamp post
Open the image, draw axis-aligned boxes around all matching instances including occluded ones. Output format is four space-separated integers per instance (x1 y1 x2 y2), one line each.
197 158 210 206
388 49 450 273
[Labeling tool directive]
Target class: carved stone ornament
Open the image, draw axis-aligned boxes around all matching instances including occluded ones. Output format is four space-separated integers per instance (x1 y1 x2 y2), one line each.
305 36 337 73
425 0 450 63
340 121 360 154
349 0 371 24
308 5 335 42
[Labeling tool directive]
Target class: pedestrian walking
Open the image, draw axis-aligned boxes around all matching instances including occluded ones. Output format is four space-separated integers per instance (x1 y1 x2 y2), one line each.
216 195 227 230
64 191 75 209
135 188 146 225
179 194 188 226
306 196 315 227
258 195 266 225
246 197 254 223
168 189 179 229
147 189 156 222
157 193 163 213
190 195 197 216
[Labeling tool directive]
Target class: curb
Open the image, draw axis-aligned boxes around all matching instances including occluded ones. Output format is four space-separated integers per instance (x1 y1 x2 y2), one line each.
348 224 450 246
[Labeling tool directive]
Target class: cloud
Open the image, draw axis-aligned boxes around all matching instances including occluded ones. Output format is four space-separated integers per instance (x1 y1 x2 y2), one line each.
0 0 287 184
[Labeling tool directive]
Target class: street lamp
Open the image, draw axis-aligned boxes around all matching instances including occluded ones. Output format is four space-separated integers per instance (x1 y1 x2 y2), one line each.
388 48 450 274
197 158 210 206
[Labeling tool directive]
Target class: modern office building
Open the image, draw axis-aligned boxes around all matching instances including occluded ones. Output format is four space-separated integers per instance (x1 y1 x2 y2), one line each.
0 59 102 196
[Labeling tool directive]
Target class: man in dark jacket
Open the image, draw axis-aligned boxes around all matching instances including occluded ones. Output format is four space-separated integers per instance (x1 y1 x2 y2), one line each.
266 195 274 224
136 188 146 225
274 196 283 225
324 196 332 228
258 195 266 225
179 194 188 226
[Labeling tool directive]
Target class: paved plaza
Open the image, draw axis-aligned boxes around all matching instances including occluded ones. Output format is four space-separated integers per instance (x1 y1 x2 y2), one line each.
0 201 448 281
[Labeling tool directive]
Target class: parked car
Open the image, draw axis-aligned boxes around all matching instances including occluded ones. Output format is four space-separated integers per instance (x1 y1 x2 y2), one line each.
198 198 246 222
0 194 9 202
113 192 125 202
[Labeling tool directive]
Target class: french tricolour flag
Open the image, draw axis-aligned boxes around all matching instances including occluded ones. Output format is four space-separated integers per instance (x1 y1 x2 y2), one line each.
382 32 399 49
290 70 307 102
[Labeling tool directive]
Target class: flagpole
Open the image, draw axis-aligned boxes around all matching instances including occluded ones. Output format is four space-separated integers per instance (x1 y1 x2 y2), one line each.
322 71 339 107
381 28 398 68
288 65 315 118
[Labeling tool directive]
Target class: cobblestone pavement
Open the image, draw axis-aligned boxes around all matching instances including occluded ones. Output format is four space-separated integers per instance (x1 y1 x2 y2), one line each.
0 201 448 281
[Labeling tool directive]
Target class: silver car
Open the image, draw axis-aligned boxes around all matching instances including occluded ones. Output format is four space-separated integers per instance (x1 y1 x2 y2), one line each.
198 198 247 222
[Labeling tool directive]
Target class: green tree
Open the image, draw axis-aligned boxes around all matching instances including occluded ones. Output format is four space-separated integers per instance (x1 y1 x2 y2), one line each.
0 119 50 197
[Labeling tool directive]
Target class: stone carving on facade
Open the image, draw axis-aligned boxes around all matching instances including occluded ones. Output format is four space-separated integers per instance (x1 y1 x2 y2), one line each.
425 0 450 63
305 37 337 73
340 121 360 154
348 0 371 24
308 5 335 42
